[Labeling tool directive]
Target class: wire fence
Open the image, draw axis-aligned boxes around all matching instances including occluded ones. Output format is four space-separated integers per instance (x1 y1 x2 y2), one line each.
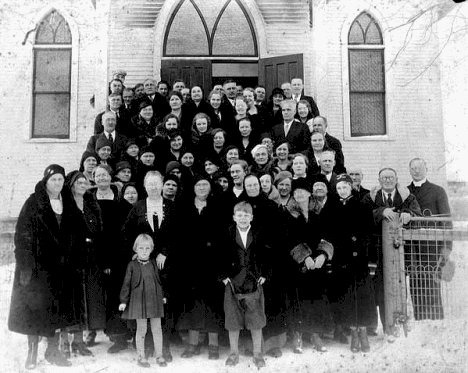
383 216 468 338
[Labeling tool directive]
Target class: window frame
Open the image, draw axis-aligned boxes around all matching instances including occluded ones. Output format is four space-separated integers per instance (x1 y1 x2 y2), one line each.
341 11 393 141
29 9 78 142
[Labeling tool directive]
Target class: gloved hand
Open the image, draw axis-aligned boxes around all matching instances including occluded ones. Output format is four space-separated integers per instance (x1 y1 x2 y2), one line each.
20 269 32 286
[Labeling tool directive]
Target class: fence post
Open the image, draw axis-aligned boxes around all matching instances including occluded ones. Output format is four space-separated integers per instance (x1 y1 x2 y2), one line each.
382 214 409 338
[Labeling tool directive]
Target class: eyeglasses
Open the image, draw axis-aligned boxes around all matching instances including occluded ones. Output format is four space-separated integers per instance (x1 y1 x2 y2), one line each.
380 176 396 181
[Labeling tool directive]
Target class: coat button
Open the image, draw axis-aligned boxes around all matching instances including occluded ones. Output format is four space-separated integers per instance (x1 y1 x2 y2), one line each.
351 236 357 242
353 252 358 257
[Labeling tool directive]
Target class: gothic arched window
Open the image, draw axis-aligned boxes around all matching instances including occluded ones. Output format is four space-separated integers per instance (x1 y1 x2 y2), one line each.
348 12 385 137
32 11 72 138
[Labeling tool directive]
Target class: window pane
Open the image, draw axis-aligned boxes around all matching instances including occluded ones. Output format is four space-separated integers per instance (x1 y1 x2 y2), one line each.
212 0 256 56
365 21 383 44
350 93 386 136
35 11 71 44
165 0 209 55
349 50 384 91
34 50 71 92
348 21 364 44
33 94 70 138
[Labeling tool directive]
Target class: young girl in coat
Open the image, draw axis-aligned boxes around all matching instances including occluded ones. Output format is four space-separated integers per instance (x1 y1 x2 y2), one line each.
119 234 167 368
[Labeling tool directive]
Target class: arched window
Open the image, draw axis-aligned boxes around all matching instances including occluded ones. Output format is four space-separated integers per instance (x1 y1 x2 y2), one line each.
164 0 257 57
347 12 385 137
32 11 72 138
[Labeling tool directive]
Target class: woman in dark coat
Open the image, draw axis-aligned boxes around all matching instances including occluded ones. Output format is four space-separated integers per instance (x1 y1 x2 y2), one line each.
328 174 376 353
238 174 289 357
63 171 106 355
174 175 225 360
284 178 334 353
87 164 133 353
121 170 180 362
8 164 82 368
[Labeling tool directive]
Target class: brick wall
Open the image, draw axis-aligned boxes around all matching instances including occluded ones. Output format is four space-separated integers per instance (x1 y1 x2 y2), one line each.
0 0 452 220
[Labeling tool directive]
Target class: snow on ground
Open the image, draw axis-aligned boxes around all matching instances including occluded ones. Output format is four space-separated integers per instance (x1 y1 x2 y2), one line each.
1 241 467 373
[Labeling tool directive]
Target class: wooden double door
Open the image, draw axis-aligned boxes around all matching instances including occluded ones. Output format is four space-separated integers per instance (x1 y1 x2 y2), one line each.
161 53 303 98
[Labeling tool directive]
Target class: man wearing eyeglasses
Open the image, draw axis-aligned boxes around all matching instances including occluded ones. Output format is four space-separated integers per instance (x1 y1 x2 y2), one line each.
362 168 421 340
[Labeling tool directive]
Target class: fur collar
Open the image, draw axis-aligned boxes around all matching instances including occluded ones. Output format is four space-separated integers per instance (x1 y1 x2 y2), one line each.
369 182 410 203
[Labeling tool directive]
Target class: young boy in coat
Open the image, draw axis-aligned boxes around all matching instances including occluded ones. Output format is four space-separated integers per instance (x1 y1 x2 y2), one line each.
220 201 269 369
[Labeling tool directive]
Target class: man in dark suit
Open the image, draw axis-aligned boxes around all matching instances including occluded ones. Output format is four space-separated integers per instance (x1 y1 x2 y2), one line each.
362 168 421 339
138 78 170 120
317 150 338 194
290 78 320 117
93 93 132 136
122 87 139 119
407 158 451 320
348 166 370 200
271 100 310 154
87 111 128 161
311 116 346 174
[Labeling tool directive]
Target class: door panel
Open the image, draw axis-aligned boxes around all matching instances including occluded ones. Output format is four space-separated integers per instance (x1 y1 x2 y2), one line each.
258 54 303 97
161 60 212 92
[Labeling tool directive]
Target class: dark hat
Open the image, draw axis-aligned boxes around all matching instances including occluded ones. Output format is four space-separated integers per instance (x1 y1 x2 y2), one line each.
165 161 181 174
139 99 152 112
115 161 132 174
259 132 273 141
273 138 290 152
95 136 113 152
310 173 331 192
336 173 353 186
167 129 183 140
125 138 138 149
79 151 98 172
43 164 65 183
212 169 229 181
163 173 180 186
291 177 312 194
204 155 221 167
270 87 285 99
274 171 293 186
139 145 155 157
65 170 85 189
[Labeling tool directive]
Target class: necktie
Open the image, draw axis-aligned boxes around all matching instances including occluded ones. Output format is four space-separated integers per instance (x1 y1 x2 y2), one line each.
109 133 114 143
387 193 393 207
284 123 291 137
152 213 159 232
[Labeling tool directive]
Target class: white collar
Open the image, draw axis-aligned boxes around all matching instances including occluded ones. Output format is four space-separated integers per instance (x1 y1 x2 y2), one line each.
412 178 427 187
104 130 116 138
383 189 396 199
284 119 294 126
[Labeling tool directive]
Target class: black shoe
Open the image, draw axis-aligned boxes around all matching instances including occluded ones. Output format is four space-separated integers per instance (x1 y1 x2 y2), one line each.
334 328 348 344
181 344 201 358
253 355 266 369
45 347 72 367
107 341 127 354
265 347 282 358
312 333 327 352
163 347 173 362
350 329 360 353
225 353 239 366
208 345 219 360
85 331 98 347
71 342 93 356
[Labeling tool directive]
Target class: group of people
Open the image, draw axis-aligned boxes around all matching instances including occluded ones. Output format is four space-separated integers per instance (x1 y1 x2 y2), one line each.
8 70 451 370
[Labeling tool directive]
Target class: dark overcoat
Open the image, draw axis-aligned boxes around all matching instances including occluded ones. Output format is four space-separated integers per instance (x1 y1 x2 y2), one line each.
8 181 83 336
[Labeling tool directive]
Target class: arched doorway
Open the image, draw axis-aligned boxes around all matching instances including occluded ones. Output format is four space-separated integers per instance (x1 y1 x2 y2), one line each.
161 0 259 91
